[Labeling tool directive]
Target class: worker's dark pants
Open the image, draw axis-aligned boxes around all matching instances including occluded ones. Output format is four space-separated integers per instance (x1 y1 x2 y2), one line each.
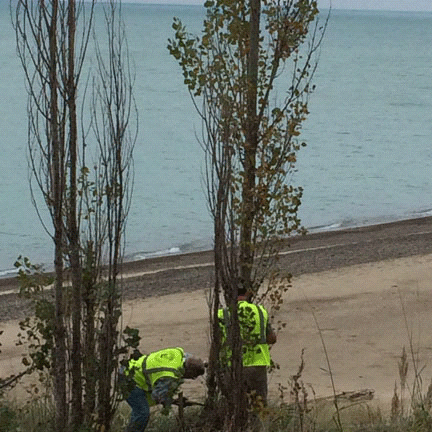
221 365 268 404
243 365 268 404
126 386 150 432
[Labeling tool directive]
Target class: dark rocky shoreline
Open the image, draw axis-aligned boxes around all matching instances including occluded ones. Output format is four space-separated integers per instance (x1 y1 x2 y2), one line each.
2 216 432 322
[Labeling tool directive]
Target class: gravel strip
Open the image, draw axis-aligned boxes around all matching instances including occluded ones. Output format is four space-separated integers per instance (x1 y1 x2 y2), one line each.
1 216 432 322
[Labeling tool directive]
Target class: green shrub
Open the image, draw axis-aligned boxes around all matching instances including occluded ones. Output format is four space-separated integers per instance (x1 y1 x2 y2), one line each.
0 403 18 432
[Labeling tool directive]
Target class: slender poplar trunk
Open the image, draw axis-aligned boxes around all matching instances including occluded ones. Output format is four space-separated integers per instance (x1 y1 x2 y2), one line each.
66 1 83 429
240 0 260 293
50 0 68 429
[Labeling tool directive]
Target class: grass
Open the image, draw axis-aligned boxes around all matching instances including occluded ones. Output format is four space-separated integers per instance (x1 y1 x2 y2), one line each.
2 380 432 432
3 342 432 431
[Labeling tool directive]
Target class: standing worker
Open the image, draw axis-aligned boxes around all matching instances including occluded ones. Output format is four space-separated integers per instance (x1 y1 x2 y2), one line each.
122 347 205 431
218 288 277 405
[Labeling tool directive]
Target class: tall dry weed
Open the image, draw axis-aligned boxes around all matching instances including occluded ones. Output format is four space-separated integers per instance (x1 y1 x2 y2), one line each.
393 346 409 419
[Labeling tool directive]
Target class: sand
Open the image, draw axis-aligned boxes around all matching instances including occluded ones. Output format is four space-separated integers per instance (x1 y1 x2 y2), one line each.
2 217 432 411
121 253 432 408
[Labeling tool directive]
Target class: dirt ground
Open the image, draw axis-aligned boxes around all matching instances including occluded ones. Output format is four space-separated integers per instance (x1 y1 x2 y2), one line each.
3 252 432 413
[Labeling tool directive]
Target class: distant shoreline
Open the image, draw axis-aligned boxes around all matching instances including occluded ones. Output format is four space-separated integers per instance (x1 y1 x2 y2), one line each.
2 214 432 322
2 211 431 280
2 214 432 290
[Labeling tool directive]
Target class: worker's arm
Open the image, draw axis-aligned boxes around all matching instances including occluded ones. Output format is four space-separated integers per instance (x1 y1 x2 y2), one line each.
152 377 179 408
266 323 277 345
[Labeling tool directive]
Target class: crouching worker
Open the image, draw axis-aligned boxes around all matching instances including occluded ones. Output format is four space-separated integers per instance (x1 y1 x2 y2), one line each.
121 347 205 432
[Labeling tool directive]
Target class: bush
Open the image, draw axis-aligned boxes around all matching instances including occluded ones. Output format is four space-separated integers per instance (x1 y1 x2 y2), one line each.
0 403 18 432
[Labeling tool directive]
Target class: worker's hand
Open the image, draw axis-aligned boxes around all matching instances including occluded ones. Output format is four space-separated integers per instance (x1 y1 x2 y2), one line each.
160 405 171 416
173 396 190 406
173 397 204 407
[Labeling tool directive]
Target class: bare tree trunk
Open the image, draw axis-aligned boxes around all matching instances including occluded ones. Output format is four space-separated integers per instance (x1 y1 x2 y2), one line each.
226 298 247 432
50 0 68 428
66 1 83 429
206 273 221 406
82 259 97 424
92 5 137 428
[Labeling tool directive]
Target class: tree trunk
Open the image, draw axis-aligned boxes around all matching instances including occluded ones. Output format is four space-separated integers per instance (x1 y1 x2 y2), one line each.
83 271 97 424
240 0 260 293
66 1 83 429
50 1 68 429
227 298 248 431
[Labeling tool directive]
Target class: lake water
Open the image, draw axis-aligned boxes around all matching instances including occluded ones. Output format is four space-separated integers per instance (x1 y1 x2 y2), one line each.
1 2 431 276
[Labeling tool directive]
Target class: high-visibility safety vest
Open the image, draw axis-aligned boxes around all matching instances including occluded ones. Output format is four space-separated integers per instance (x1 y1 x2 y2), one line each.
218 301 271 367
127 347 184 405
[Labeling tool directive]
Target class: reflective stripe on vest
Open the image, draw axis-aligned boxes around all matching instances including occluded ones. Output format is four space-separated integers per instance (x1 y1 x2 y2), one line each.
255 305 267 345
141 354 182 392
128 347 184 392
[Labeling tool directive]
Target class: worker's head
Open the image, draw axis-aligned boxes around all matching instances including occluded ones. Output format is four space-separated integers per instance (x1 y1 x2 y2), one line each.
183 356 205 379
237 287 252 302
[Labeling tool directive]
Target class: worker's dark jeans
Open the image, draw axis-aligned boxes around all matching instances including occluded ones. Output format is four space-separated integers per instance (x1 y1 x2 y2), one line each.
243 365 268 404
126 386 150 432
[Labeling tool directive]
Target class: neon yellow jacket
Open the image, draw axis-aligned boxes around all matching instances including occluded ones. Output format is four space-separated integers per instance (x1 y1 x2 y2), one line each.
127 347 184 405
218 301 271 367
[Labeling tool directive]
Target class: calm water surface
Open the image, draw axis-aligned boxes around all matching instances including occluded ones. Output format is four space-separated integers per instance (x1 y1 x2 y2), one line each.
1 3 431 275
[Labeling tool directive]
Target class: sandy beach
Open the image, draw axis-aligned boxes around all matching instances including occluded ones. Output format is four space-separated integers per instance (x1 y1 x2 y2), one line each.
2 216 432 411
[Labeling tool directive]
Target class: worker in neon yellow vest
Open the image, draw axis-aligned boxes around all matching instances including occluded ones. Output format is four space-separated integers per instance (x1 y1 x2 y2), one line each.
123 347 205 431
218 288 277 405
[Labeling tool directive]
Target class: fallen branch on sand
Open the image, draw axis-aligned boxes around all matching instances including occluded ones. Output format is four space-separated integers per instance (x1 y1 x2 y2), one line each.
0 370 28 391
317 389 375 403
